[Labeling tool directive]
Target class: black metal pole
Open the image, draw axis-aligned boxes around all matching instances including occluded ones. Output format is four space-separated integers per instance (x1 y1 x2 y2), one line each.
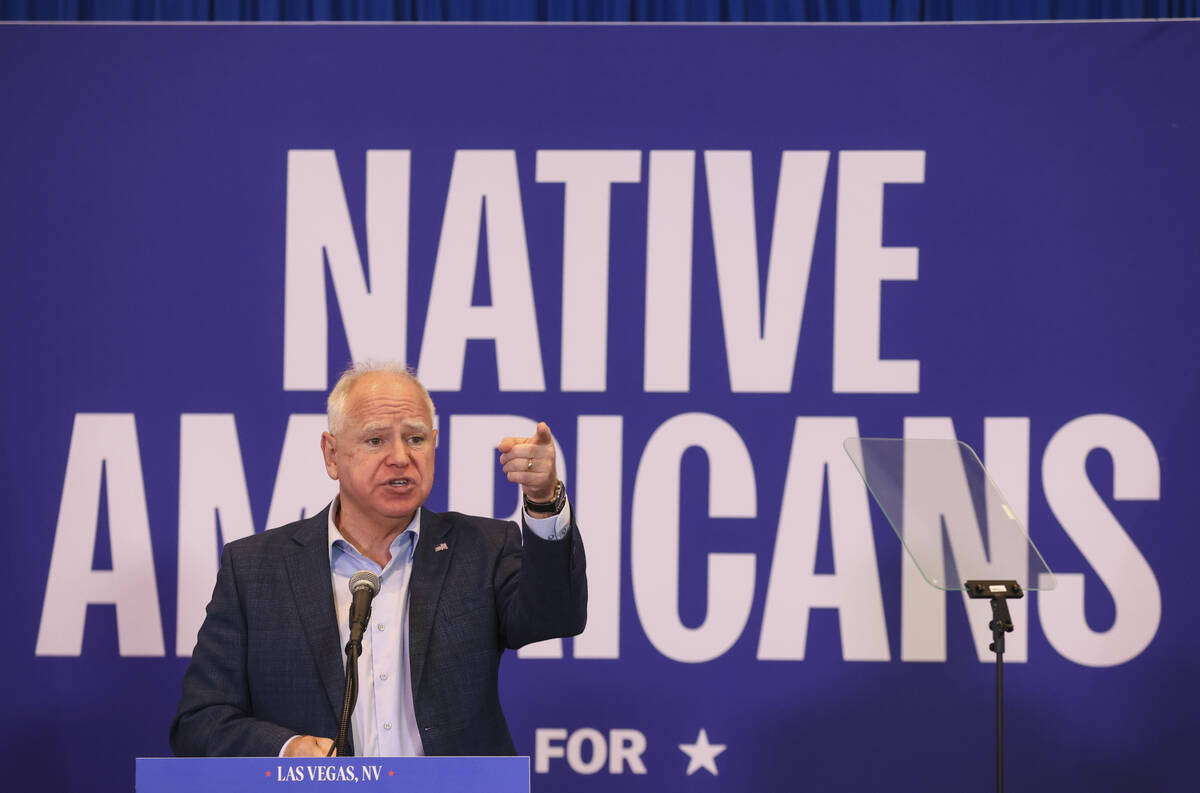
332 641 360 757
994 619 1004 793
967 581 1020 793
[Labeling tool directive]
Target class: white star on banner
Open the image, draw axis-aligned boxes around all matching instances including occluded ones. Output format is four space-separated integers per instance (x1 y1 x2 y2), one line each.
678 728 727 776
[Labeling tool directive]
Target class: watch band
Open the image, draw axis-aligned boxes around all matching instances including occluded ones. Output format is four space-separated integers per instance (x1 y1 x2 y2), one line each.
524 480 566 515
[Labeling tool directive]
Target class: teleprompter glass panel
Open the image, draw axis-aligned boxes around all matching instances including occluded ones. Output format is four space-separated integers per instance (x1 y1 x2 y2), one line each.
843 438 1055 592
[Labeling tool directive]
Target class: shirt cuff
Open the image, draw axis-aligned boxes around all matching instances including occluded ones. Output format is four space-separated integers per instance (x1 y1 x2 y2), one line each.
279 735 300 757
523 498 572 541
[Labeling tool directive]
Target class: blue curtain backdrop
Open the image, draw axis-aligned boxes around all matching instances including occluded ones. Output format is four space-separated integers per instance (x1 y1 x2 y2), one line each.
3 16 1197 793
2 0 1198 20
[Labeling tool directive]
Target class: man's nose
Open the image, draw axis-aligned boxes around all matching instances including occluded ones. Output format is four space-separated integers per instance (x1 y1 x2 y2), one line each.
385 439 410 467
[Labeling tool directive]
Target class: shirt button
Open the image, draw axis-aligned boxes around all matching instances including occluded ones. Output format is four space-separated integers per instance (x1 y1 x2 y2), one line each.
379 673 388 681
377 623 385 631
383 722 392 731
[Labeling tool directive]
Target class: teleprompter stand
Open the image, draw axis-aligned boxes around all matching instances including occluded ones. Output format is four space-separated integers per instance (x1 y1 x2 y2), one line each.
844 439 1055 793
964 579 1022 793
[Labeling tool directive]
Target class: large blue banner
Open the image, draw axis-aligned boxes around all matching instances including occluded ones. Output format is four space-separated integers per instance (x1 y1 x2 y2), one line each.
2 21 1197 792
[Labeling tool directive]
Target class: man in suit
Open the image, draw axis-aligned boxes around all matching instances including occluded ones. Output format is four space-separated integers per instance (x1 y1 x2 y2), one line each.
170 362 586 757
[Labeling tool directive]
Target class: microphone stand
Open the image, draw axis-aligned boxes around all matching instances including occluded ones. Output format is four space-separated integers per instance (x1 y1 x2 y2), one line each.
332 635 363 757
329 571 379 758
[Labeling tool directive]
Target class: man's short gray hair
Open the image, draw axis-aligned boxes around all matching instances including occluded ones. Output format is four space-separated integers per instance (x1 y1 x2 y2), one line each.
326 361 436 435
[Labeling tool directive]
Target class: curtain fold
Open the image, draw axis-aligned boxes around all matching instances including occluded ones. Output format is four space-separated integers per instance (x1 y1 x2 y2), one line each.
1 0 1198 21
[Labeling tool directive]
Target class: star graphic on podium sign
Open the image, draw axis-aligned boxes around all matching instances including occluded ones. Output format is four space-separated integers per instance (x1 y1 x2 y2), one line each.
678 728 727 776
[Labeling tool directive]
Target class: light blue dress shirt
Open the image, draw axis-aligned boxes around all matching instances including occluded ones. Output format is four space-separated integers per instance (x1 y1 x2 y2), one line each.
328 506 423 757
285 497 571 757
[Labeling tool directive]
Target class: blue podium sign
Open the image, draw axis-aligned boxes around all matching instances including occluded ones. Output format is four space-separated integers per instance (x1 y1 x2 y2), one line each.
136 757 529 793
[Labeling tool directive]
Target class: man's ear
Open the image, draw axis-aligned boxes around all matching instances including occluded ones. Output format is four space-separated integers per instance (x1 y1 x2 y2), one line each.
320 432 339 479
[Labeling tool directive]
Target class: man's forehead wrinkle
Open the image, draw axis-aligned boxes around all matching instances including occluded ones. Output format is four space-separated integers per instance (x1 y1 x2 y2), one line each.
345 380 432 420
355 418 428 434
351 397 430 420
344 395 433 431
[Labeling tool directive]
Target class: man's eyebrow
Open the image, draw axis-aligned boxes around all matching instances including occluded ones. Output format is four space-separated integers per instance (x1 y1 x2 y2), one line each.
355 420 429 436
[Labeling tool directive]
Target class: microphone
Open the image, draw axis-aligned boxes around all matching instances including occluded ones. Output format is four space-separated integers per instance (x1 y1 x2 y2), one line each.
333 570 381 757
347 570 381 648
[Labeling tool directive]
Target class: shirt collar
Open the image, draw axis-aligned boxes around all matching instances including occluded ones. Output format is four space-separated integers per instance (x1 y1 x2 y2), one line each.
326 495 421 564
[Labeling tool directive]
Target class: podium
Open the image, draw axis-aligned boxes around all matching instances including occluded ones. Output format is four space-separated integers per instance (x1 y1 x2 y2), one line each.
136 757 530 793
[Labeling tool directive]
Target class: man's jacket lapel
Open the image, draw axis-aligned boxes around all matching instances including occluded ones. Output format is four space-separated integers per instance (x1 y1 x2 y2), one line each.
408 509 454 699
283 509 347 736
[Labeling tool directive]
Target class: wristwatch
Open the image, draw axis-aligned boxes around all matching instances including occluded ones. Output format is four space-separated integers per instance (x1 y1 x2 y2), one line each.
524 480 566 515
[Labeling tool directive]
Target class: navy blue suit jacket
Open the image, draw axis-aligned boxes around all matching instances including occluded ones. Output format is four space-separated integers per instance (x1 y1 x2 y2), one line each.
170 506 586 757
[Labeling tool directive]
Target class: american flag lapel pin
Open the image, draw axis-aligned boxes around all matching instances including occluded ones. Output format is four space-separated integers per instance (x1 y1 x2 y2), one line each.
434 542 449 552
